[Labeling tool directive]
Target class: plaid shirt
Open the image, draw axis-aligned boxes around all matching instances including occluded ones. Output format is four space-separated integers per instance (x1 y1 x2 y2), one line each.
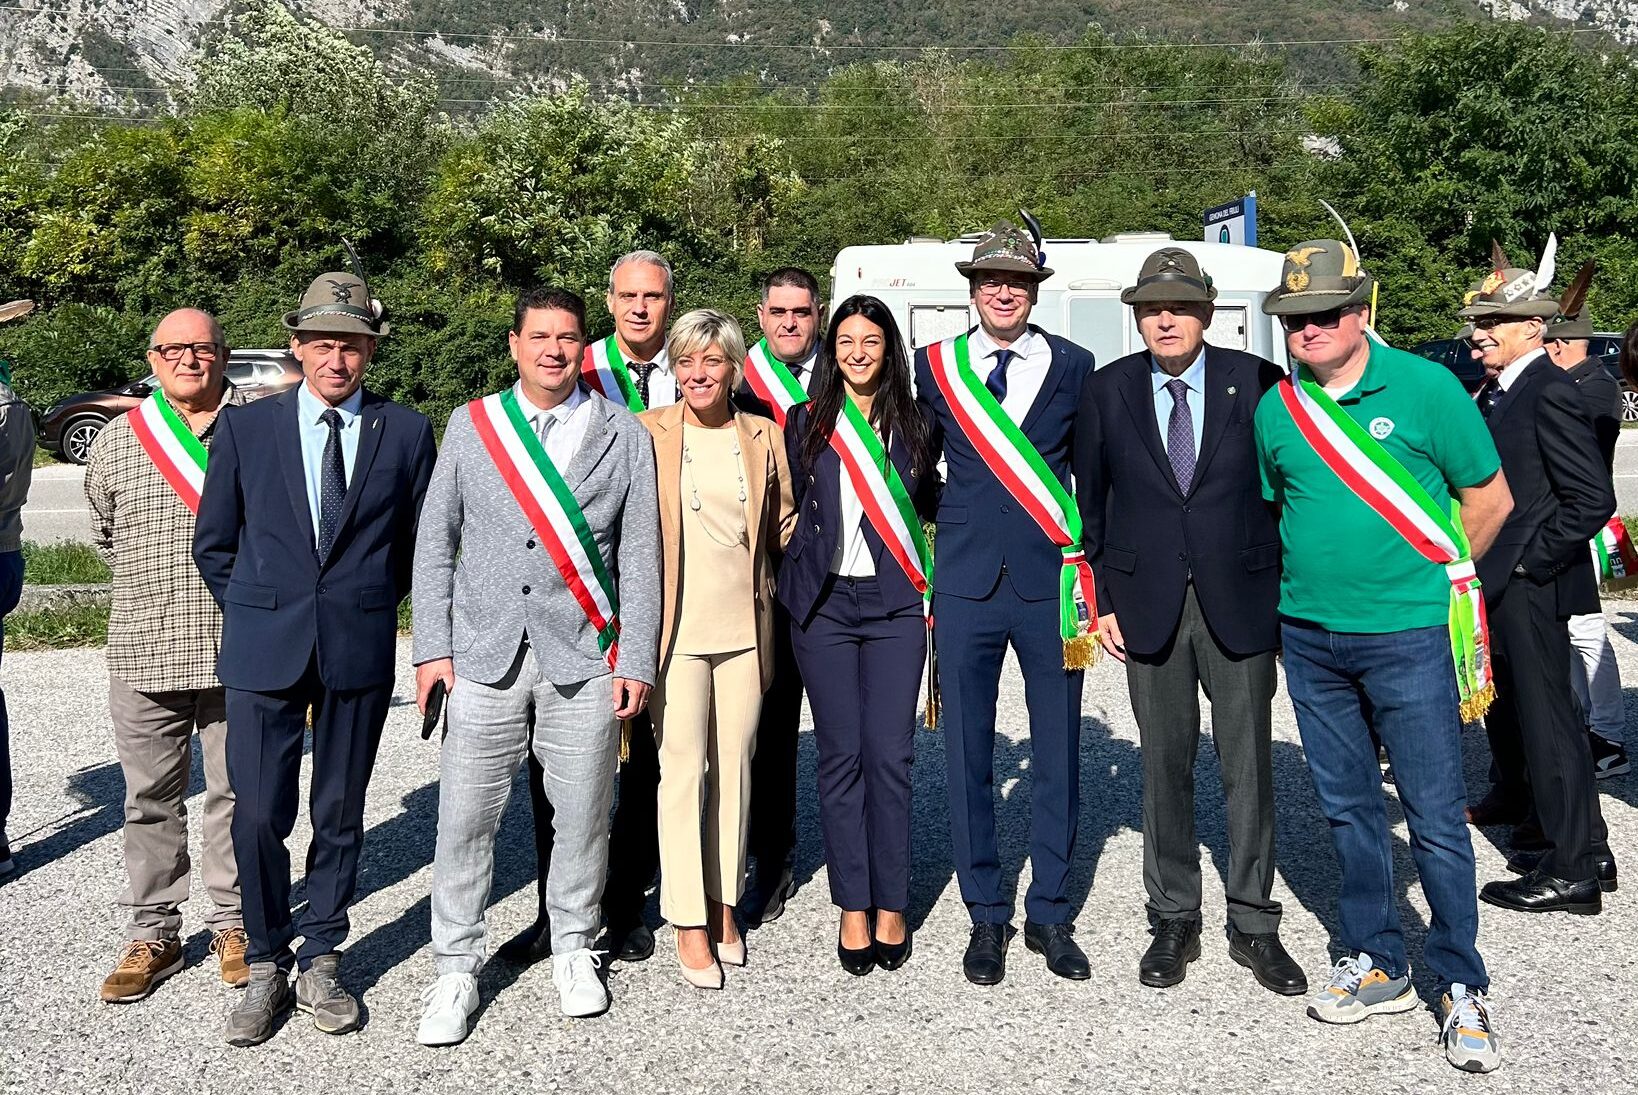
85 386 248 692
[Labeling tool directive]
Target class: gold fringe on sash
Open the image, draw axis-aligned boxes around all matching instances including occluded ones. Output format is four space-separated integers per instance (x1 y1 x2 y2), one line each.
1458 683 1495 724
1062 633 1100 671
922 632 940 730
618 718 632 764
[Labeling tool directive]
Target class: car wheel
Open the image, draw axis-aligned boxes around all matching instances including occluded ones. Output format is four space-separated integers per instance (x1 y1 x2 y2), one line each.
62 415 106 464
1624 390 1638 424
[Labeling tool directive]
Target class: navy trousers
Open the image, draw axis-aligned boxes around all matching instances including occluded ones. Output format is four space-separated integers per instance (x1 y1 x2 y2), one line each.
0 550 22 839
791 576 924 912
937 575 1083 925
226 656 391 971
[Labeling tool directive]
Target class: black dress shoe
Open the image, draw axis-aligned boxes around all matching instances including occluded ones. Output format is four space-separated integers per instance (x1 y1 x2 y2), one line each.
742 862 795 926
1023 921 1090 980
962 923 1009 985
494 917 552 966
1226 928 1308 996
838 932 875 977
1480 868 1602 915
601 920 656 962
1505 849 1618 893
874 930 912 972
1509 818 1549 851
1138 918 1200 988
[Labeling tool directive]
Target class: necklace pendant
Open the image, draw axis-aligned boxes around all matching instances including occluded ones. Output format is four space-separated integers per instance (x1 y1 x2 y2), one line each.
737 488 747 502
690 494 702 512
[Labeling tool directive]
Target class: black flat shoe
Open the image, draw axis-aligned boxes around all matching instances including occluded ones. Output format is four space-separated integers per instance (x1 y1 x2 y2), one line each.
1138 918 1200 988
494 917 552 966
1023 921 1090 980
838 930 875 976
600 920 656 962
1506 849 1618 893
962 923 1008 985
1226 928 1308 996
1480 868 1602 914
874 930 913 971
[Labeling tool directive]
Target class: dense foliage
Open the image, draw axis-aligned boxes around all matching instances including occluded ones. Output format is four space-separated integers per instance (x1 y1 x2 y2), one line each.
2 6 1635 422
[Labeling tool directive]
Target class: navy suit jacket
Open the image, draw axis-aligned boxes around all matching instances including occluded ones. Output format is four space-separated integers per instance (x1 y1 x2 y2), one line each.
1074 346 1285 658
914 327 1095 602
193 386 438 693
778 402 939 624
1476 355 1613 619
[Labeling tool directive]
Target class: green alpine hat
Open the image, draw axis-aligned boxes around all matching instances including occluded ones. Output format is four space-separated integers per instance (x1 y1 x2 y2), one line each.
1545 311 1594 341
1121 247 1216 305
1543 260 1597 341
955 220 1053 283
1261 240 1374 316
282 272 391 338
1457 241 1560 321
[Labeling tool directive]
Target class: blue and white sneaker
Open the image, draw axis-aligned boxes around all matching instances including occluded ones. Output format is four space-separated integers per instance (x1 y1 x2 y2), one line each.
1441 984 1501 1073
1305 953 1418 1024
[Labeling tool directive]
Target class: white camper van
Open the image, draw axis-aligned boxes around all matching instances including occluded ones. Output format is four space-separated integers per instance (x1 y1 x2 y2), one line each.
830 232 1291 369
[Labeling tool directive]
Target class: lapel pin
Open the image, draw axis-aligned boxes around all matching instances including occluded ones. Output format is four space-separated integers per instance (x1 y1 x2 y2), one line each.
1227 386 1237 395
372 419 380 429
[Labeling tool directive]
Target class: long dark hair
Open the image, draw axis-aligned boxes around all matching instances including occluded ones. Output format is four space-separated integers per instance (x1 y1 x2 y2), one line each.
800 294 929 477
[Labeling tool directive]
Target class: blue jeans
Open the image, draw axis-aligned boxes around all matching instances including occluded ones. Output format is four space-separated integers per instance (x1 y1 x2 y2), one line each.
1280 619 1488 992
0 549 23 836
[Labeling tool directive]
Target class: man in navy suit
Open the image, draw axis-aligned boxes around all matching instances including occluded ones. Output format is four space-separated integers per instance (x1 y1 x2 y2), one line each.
915 220 1095 985
194 268 436 1046
1074 248 1305 996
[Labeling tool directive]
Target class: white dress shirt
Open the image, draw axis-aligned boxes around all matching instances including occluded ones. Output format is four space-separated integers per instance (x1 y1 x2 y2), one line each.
627 345 676 409
1496 347 1546 392
515 381 593 469
832 416 881 578
968 325 1051 423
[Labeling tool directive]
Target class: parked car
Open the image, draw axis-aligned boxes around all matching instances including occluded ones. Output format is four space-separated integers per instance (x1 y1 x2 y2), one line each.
38 349 303 464
1410 333 1633 420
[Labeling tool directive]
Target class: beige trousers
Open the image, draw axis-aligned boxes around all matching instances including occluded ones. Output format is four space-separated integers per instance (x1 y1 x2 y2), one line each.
109 674 241 939
653 647 763 926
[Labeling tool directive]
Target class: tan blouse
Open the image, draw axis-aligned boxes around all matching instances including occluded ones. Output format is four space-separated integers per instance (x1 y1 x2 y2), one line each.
673 422 755 655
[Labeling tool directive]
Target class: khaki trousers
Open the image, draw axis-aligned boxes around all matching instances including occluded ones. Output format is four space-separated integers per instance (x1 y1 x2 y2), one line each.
109 674 240 938
653 647 763 926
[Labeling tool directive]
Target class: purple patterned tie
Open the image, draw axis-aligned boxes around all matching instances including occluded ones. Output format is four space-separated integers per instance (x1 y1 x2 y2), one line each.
1165 378 1196 493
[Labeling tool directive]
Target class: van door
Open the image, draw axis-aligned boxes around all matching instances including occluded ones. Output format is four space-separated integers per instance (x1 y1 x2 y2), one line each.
1063 293 1127 366
908 304 974 349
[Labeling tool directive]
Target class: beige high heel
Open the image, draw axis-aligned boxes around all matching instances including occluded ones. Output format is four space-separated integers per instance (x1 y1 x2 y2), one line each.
674 929 724 990
715 936 746 967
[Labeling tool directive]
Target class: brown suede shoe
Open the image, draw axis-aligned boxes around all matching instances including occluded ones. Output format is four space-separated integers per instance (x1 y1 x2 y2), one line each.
211 927 251 987
100 939 183 1003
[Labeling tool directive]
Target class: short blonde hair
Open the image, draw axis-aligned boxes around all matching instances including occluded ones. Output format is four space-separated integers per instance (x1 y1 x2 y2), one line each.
666 309 746 387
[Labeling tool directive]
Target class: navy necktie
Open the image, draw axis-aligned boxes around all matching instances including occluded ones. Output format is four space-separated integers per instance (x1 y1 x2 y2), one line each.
1476 381 1501 418
318 409 347 561
1165 378 1196 493
986 348 1014 403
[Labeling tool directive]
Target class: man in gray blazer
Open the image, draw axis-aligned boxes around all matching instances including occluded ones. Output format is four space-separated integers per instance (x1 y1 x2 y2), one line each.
411 287 661 1043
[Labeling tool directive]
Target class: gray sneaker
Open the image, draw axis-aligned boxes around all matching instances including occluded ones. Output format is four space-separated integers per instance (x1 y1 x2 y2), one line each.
1305 953 1418 1025
225 963 293 1047
295 954 362 1034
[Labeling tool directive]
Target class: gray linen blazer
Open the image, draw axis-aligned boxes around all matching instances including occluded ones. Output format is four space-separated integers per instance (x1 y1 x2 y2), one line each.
412 387 662 686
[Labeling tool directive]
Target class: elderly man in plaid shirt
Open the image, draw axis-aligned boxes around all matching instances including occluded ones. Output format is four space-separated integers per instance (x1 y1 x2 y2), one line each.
85 308 250 1003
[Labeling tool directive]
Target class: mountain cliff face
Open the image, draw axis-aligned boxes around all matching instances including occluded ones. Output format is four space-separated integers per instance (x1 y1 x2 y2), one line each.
2 0 1633 108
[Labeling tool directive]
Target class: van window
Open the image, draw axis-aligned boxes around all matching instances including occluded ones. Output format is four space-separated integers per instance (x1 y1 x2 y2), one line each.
1204 306 1249 351
908 305 973 349
1066 296 1127 365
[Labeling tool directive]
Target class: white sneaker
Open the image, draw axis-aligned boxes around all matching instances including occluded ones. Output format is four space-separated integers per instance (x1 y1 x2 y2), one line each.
416 972 479 1046
1441 984 1501 1073
552 949 609 1018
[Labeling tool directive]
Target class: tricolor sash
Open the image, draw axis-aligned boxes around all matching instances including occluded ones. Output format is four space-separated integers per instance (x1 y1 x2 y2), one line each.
1593 516 1638 592
924 334 1098 668
127 392 208 514
1275 372 1494 720
468 390 621 668
742 339 810 429
581 336 645 413
828 399 938 723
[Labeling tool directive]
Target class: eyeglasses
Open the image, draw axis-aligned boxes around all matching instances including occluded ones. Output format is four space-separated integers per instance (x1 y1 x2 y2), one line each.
975 276 1034 296
149 342 221 362
1279 307 1355 334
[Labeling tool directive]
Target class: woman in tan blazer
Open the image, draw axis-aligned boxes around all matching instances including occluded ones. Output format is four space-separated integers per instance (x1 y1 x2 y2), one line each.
638 309 795 989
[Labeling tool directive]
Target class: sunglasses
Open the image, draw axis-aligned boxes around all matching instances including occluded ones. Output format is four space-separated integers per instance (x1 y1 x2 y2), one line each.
1279 307 1356 334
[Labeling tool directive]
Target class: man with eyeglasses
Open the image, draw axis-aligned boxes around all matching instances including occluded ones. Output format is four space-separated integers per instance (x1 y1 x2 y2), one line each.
1254 239 1512 1073
1457 251 1617 913
85 310 250 1004
915 220 1096 986
194 267 436 1046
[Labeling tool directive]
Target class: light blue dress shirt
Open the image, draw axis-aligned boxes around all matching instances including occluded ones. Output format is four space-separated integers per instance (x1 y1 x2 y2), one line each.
1150 348 1206 459
297 382 363 544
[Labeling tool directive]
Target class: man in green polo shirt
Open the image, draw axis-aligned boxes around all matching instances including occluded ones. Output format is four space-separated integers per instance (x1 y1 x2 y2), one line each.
1254 239 1513 1074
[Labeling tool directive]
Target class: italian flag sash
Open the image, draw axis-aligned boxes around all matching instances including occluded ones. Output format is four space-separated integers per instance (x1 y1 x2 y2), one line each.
925 334 1098 669
1276 373 1495 720
828 400 939 723
127 392 207 514
468 390 621 669
581 336 645 413
1593 516 1638 592
742 339 810 429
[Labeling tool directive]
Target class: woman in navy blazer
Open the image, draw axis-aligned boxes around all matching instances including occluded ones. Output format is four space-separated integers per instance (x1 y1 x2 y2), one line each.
781 295 937 975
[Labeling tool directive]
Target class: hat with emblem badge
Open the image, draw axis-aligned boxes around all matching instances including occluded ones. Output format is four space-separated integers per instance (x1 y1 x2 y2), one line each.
1121 247 1217 304
1457 238 1561 321
955 218 1054 283
283 241 390 337
1261 239 1375 316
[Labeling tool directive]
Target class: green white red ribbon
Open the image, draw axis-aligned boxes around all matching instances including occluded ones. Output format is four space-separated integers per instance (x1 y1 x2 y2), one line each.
742 338 810 429
581 335 645 413
127 391 208 514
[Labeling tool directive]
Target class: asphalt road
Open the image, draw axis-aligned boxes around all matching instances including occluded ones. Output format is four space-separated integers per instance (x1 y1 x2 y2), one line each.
19 463 89 545
2 633 1634 1094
